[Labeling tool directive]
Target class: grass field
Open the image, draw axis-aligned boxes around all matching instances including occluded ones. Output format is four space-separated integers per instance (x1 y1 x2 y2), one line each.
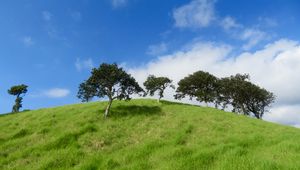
1 99 300 170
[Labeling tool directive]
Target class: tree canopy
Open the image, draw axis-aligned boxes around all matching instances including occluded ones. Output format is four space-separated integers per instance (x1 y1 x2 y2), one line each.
174 71 275 119
77 81 96 102
216 74 275 119
78 63 144 118
143 75 174 102
175 71 218 105
8 84 28 113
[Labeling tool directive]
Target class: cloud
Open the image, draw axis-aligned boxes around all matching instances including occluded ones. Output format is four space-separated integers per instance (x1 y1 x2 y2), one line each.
42 11 52 21
128 39 300 127
172 0 267 50
146 42 168 56
22 36 34 46
75 58 94 72
240 28 268 50
173 0 215 28
44 88 70 98
220 16 241 30
30 88 70 98
70 11 82 22
264 105 300 128
111 0 128 8
219 16 268 50
258 17 278 27
41 10 69 44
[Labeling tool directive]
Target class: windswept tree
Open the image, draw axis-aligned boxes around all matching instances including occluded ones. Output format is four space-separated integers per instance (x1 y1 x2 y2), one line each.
78 63 144 118
8 84 28 113
77 81 96 102
217 74 275 119
243 83 275 119
143 75 175 102
217 74 250 112
175 71 218 106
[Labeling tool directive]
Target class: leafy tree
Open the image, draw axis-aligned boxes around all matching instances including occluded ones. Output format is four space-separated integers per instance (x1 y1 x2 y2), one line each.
175 71 218 106
77 81 96 102
78 63 144 118
243 83 275 119
8 84 28 113
217 74 275 119
143 75 175 102
216 74 250 112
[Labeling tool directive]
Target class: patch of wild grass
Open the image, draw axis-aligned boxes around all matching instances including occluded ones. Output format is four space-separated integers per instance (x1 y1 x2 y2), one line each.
1 99 300 169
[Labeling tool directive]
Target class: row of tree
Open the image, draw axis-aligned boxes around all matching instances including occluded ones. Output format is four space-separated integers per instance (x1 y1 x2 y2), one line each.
174 71 275 119
78 63 275 119
6 63 274 119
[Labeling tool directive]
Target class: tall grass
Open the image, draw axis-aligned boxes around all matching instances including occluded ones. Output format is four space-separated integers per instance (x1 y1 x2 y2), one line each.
1 99 300 169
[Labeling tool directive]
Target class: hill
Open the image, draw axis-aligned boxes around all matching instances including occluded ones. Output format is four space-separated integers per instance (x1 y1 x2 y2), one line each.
1 99 300 169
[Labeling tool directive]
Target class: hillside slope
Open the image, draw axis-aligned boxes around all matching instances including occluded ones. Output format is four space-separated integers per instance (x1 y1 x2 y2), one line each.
1 99 300 170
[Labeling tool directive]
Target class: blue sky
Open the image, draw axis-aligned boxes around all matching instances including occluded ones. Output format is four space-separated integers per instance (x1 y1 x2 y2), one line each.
1 0 300 127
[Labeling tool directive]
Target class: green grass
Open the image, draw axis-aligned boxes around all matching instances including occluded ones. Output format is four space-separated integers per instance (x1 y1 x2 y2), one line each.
1 99 300 170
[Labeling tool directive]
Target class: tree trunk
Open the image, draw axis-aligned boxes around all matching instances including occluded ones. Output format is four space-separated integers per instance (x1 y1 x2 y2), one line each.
104 99 112 118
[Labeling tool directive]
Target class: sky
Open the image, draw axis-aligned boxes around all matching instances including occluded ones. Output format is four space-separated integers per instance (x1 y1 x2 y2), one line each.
1 0 300 127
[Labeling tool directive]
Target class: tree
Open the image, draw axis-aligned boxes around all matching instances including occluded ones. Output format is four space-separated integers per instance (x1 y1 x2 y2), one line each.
175 71 218 106
143 75 175 102
8 84 28 113
243 83 275 119
77 81 96 102
216 74 250 112
78 63 144 118
217 74 275 119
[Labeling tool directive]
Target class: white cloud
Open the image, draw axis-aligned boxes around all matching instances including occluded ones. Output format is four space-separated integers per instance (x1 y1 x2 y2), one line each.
264 105 300 128
147 42 168 56
258 17 278 27
240 28 268 50
44 88 70 98
129 39 300 127
70 11 82 21
75 58 94 72
22 36 34 46
173 0 215 28
172 0 268 50
111 0 128 8
220 16 241 30
42 11 52 21
30 88 70 98
219 16 268 50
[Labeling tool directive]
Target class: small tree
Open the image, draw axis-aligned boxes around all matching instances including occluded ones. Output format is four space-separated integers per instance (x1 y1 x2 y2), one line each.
217 74 250 112
78 63 144 118
175 70 218 106
143 75 175 102
244 83 275 119
77 81 96 102
8 84 28 113
217 74 275 119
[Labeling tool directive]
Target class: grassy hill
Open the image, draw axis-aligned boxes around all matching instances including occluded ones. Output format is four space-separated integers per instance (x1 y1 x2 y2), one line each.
1 99 300 170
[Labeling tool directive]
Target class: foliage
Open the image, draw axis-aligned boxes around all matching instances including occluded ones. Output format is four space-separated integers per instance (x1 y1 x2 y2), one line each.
78 63 143 117
1 99 300 170
216 74 250 111
7 84 28 113
143 75 174 102
243 83 275 119
77 81 96 102
217 74 275 118
175 71 218 105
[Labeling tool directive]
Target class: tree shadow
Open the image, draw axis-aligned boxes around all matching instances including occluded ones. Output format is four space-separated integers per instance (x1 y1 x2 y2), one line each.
160 100 199 107
110 105 163 118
